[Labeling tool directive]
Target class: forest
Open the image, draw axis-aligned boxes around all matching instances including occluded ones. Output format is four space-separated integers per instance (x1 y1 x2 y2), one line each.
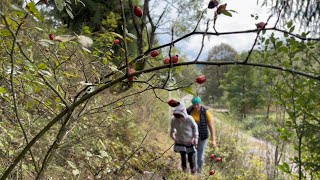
0 0 319 179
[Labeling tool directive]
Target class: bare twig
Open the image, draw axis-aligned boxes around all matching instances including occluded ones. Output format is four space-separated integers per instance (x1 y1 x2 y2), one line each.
100 26 320 88
243 15 273 63
1 13 39 174
162 27 175 88
193 8 207 32
195 20 210 61
38 73 69 107
35 112 73 180
120 0 130 71
118 129 151 174
126 143 174 179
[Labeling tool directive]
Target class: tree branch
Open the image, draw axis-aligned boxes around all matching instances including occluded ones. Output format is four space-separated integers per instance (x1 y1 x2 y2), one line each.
117 129 151 174
38 73 69 108
35 112 73 179
1 13 39 174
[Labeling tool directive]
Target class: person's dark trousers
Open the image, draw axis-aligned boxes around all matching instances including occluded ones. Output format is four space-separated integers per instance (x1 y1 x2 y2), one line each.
180 151 195 172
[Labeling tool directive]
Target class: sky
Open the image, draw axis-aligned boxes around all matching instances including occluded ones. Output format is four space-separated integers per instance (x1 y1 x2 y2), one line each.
156 0 278 61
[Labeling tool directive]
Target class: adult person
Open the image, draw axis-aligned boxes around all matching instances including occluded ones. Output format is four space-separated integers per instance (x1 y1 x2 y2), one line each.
170 103 199 174
187 96 216 173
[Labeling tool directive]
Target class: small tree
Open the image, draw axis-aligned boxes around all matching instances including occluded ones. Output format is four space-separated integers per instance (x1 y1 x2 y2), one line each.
221 62 267 118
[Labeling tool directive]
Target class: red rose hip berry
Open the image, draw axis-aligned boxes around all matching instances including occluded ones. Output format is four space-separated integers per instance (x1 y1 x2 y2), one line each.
134 6 143 17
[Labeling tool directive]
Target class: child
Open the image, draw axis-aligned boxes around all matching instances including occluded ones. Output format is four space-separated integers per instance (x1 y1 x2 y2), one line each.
170 103 199 174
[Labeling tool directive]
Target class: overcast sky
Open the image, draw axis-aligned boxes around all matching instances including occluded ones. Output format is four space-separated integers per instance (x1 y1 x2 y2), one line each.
157 0 277 61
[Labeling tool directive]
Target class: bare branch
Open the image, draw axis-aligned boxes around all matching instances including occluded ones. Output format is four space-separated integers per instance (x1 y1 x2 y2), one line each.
120 0 130 71
100 26 320 87
38 73 69 108
117 129 151 174
193 8 207 32
162 27 175 88
243 14 272 63
35 112 73 180
126 143 174 179
1 13 39 174
194 20 210 61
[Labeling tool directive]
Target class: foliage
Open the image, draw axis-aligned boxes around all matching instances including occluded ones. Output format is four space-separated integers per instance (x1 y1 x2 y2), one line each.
202 43 238 105
220 62 267 118
0 0 319 179
264 0 320 33
202 113 271 180
259 24 320 179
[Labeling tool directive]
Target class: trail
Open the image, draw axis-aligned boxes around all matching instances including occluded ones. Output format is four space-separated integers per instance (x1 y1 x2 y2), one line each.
210 108 276 158
211 108 296 177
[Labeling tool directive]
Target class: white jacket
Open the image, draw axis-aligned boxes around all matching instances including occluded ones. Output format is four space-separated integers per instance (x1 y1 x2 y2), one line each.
170 103 199 145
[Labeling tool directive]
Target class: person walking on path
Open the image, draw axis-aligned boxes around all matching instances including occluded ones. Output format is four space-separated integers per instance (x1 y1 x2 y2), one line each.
170 103 199 174
187 96 216 173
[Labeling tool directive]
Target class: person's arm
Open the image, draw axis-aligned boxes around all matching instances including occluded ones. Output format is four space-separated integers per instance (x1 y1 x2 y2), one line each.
191 117 199 139
170 119 176 140
206 111 216 148
190 116 199 145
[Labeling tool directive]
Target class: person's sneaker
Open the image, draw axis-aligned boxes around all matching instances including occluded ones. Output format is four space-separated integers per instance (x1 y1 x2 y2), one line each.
182 168 187 173
191 169 197 175
197 168 202 174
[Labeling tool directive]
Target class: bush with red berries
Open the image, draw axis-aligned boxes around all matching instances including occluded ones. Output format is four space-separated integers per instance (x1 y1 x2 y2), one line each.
206 154 224 177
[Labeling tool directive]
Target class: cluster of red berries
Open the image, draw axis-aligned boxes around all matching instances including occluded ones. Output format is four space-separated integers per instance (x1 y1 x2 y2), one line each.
208 154 223 176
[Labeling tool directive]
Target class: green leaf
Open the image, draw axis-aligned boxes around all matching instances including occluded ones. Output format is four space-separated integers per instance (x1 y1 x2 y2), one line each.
289 26 295 33
182 87 196 96
270 36 276 44
301 31 310 38
66 8 74 19
10 5 25 18
25 2 44 21
0 87 7 94
34 27 44 32
228 10 238 13
99 150 108 157
126 109 133 114
278 162 291 173
99 139 106 149
222 10 232 17
37 63 47 70
287 20 293 28
55 0 66 12
265 39 270 46
102 58 108 64
0 30 12 37
86 151 93 157
276 41 283 49
81 46 91 53
278 46 288 53
290 40 299 52
67 160 77 169
39 70 52 77
110 32 123 39
10 5 23 11
72 169 80 175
